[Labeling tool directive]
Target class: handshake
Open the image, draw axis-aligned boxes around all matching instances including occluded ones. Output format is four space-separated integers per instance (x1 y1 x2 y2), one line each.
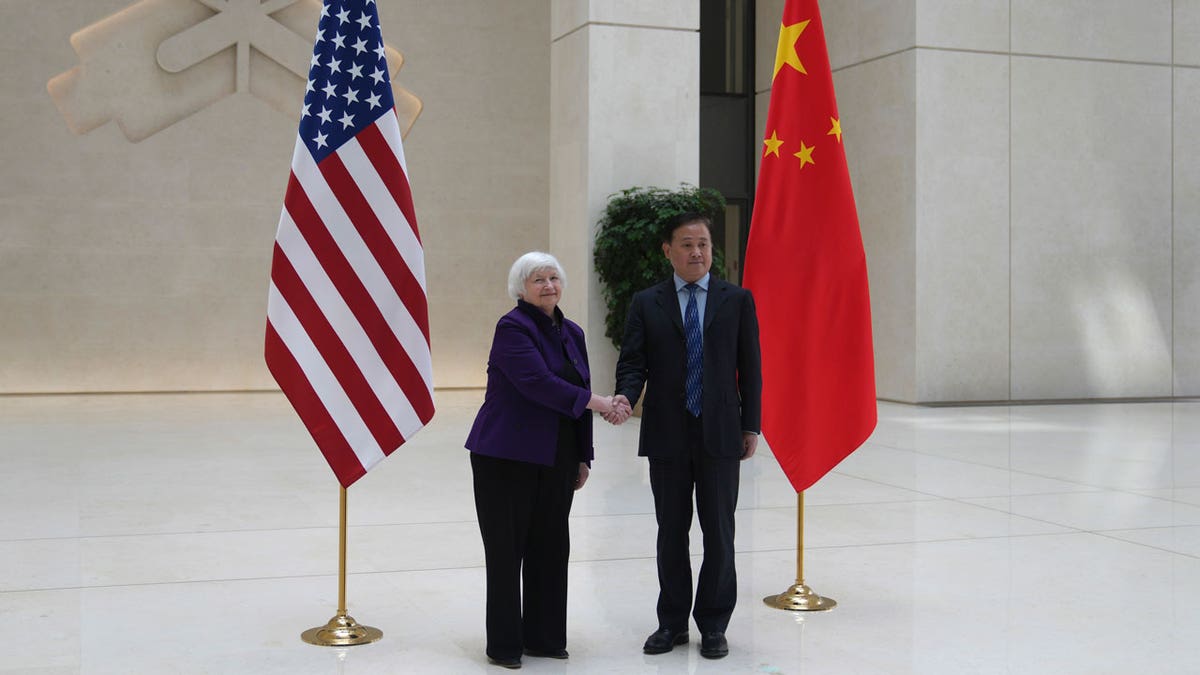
595 394 633 425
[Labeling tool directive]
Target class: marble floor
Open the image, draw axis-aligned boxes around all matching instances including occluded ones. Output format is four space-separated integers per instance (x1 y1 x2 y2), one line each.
2 390 1198 674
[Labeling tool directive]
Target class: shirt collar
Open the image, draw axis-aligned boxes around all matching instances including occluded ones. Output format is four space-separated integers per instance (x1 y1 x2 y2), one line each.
673 272 710 293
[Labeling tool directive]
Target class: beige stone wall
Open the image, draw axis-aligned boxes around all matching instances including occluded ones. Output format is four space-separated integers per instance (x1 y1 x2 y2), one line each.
759 0 1199 402
17 0 1194 402
0 0 550 393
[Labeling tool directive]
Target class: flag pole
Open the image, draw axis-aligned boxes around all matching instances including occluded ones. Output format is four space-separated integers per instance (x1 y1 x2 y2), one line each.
763 491 836 611
302 486 383 646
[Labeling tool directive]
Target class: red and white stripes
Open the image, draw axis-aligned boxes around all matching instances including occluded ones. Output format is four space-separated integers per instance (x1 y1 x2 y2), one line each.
266 109 434 487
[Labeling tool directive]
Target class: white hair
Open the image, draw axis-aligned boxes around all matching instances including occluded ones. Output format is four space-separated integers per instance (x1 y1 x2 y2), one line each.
507 251 566 301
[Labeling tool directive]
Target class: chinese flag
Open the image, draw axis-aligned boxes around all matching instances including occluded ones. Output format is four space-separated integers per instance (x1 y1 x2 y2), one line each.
742 0 877 493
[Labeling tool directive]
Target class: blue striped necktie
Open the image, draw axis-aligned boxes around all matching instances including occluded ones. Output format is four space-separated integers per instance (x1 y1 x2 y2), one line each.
684 283 702 417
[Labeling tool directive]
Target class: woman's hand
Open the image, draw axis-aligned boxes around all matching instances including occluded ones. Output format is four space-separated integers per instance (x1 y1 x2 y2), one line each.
575 463 590 490
587 393 615 414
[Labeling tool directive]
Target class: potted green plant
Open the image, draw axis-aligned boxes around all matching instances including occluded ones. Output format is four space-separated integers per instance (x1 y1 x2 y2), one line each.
593 184 726 350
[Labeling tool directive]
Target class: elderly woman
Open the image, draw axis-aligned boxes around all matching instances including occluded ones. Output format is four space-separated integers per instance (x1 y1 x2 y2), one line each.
465 251 617 669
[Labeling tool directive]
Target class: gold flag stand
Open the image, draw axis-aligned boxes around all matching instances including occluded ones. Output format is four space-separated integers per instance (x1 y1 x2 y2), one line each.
763 491 837 611
302 486 383 646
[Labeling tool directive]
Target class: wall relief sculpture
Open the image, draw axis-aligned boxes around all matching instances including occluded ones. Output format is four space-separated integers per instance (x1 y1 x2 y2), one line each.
47 0 422 142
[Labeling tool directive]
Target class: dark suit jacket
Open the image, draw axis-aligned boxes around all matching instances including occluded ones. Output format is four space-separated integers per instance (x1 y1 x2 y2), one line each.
466 300 595 467
615 277 762 459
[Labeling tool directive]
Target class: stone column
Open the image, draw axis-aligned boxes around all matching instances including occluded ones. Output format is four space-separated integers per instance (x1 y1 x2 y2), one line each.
549 1 700 395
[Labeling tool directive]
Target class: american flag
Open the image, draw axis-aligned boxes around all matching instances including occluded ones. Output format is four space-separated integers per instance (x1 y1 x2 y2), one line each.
265 0 434 488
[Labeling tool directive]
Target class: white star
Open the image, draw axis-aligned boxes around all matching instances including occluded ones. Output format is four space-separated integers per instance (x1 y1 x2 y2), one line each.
366 0 375 4
314 131 329 149
352 37 369 55
336 8 350 24
322 82 337 98
327 57 342 73
338 111 355 129
341 87 360 104
348 63 364 80
315 30 325 43
305 78 315 93
356 13 372 30
310 53 320 67
332 33 346 49
369 67 386 85
302 103 311 117
317 107 333 124
375 43 387 60
320 5 330 18
365 92 382 109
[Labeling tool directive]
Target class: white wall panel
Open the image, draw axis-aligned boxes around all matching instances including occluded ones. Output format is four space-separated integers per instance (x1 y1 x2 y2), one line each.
1174 68 1200 395
1012 0 1172 63
915 50 1010 401
1010 57 1173 398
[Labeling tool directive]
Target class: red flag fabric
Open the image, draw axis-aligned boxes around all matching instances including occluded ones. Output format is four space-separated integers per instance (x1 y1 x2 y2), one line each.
265 0 434 488
742 0 877 492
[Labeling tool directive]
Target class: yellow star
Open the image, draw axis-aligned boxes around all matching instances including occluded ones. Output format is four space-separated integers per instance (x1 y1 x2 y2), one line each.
827 117 842 143
793 141 815 168
773 20 810 80
763 130 784 157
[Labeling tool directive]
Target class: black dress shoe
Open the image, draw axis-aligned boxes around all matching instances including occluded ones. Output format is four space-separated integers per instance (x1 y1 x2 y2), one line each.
487 655 522 669
643 627 689 654
699 631 729 659
523 647 569 659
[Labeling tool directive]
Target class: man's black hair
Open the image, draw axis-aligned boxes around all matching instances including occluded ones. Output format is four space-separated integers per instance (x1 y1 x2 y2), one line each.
660 212 713 244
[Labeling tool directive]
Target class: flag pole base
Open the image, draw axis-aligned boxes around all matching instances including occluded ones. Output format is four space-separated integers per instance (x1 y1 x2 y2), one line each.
763 583 837 612
301 612 383 647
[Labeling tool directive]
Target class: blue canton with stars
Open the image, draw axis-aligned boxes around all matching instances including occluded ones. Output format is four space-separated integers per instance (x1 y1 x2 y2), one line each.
299 0 395 163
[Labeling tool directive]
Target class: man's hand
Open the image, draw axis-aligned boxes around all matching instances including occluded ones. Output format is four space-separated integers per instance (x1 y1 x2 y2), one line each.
603 394 632 425
740 432 758 460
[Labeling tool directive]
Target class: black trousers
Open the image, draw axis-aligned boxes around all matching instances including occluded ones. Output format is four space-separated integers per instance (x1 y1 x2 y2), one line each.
471 449 577 660
648 414 740 634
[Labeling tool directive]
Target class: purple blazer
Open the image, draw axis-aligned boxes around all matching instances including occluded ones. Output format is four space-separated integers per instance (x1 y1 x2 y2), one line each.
465 300 595 466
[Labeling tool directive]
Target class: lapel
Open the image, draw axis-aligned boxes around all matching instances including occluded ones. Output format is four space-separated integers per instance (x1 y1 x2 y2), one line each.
654 279 685 337
703 278 729 333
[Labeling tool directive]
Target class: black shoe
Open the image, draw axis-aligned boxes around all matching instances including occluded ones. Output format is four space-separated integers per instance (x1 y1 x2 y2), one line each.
487 655 522 669
699 631 729 659
523 647 568 659
643 627 689 654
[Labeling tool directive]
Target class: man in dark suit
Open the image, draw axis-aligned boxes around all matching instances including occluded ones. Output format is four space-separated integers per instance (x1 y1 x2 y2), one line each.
611 212 762 660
